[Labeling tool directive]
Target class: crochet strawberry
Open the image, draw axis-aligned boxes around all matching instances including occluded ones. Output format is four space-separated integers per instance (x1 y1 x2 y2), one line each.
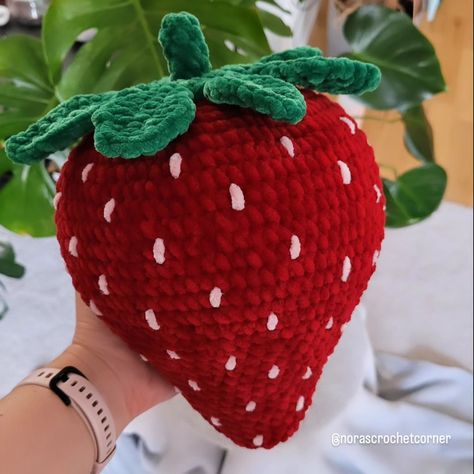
6 13 384 449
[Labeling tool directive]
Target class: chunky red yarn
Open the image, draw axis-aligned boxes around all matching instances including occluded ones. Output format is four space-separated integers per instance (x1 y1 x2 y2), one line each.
55 91 385 449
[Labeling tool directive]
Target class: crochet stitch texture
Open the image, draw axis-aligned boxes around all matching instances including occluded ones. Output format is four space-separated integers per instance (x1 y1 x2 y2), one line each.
6 12 385 449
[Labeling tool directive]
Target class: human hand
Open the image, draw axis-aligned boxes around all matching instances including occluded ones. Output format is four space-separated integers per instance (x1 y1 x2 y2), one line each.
51 293 175 432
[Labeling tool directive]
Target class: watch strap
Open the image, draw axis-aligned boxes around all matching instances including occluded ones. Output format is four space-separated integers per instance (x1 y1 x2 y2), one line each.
18 367 116 474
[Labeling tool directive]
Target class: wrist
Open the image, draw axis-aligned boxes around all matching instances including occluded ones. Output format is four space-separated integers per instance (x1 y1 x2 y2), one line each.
4 380 97 474
50 344 132 433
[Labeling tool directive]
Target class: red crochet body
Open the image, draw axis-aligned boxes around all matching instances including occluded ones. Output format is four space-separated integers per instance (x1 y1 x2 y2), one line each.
55 91 385 449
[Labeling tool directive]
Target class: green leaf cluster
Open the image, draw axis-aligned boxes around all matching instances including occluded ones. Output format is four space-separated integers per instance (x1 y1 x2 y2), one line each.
5 34 379 163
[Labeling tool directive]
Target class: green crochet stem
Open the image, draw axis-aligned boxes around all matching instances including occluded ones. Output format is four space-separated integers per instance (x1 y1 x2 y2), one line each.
5 12 381 164
159 12 211 80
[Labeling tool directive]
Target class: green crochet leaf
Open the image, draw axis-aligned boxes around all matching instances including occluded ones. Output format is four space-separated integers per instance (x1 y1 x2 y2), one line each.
92 81 196 158
203 72 306 123
218 47 323 78
5 13 381 164
158 12 211 80
249 52 381 95
257 46 323 63
5 93 113 165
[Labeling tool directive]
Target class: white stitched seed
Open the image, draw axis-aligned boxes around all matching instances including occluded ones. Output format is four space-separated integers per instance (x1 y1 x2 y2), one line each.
225 355 237 371
140 354 148 362
210 417 221 427
373 249 380 266
153 238 165 264
339 116 356 134
302 367 312 380
253 435 264 447
103 198 115 223
81 163 94 183
341 256 352 282
246 401 256 412
145 309 160 331
229 183 245 211
374 184 382 203
209 287 223 308
267 312 278 331
53 192 62 210
167 350 180 360
280 136 294 157
268 365 280 379
188 379 200 391
337 160 352 185
68 236 78 257
326 317 334 330
296 396 305 412
98 274 109 295
290 234 301 260
89 300 102 316
169 152 182 179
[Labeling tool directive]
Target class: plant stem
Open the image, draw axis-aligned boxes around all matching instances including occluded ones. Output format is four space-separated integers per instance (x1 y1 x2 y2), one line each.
379 163 398 179
129 0 165 78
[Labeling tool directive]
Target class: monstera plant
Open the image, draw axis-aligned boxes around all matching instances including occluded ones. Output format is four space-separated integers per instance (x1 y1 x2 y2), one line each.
0 1 445 236
343 5 447 227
